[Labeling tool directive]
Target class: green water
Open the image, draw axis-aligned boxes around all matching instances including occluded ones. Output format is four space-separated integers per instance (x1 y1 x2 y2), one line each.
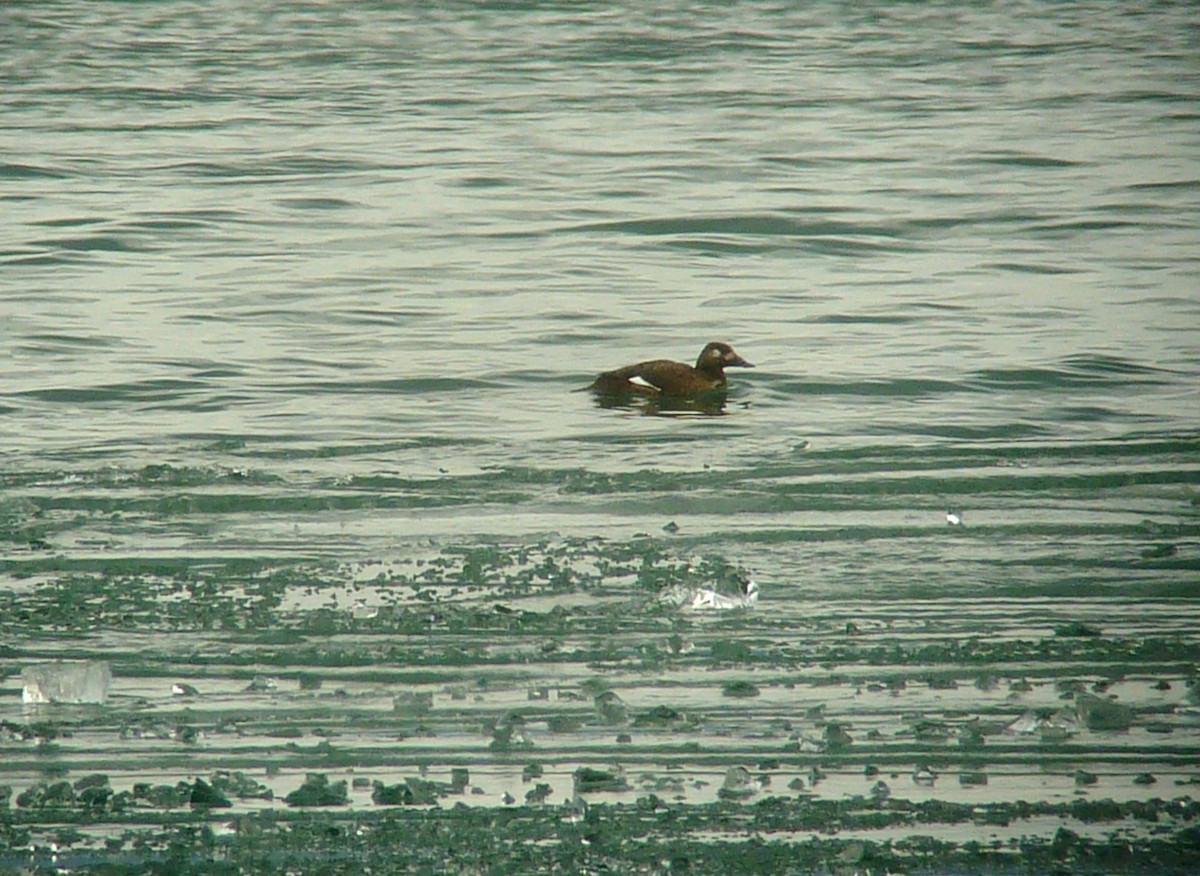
2 0 1199 872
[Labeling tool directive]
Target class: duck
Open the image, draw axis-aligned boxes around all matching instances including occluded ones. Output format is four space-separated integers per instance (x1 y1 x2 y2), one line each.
584 342 754 397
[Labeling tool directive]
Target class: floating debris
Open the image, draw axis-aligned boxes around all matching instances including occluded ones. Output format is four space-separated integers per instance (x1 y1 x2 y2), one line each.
1140 543 1177 560
959 723 986 750
1075 694 1133 731
351 600 379 620
594 691 629 725
189 778 232 809
16 780 78 809
489 718 533 752
1055 621 1102 637
371 782 412 805
824 723 853 750
562 795 588 824
1056 678 1089 698
547 715 583 733
393 691 434 716
912 719 953 743
0 721 45 744
659 571 759 611
717 766 755 801
722 680 760 698
574 766 628 794
21 661 111 705
1051 708 1082 735
838 841 868 865
1007 711 1042 734
372 777 439 806
790 733 826 753
284 773 348 807
297 673 322 691
974 673 998 691
244 676 278 693
1006 709 1079 739
913 764 938 786
211 770 273 801
633 705 683 727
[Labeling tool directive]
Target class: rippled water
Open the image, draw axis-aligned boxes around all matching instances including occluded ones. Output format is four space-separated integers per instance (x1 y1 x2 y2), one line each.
2 1 1199 872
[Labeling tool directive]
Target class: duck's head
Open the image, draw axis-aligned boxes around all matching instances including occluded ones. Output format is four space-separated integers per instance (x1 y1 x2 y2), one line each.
697 342 754 371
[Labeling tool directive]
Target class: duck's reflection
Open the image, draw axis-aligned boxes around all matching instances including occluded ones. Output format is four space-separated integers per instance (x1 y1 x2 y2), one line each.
591 390 730 416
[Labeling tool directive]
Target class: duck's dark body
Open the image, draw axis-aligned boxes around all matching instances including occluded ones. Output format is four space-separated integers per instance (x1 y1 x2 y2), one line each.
586 342 753 397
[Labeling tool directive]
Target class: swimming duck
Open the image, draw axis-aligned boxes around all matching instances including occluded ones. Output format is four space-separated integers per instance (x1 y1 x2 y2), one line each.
585 342 754 397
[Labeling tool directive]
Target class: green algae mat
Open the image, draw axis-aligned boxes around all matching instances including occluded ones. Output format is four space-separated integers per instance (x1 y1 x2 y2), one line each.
3 537 1198 874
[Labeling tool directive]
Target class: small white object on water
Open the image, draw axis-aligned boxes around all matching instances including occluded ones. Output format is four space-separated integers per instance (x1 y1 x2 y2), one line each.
352 600 379 620
688 576 759 610
1006 710 1041 735
946 509 964 526
1005 708 1079 739
22 661 112 704
913 765 938 786
562 795 588 824
662 574 759 611
723 765 753 791
686 576 758 612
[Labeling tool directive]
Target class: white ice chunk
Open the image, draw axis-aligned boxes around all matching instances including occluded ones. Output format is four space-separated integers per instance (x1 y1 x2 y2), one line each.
687 579 759 610
21 661 112 704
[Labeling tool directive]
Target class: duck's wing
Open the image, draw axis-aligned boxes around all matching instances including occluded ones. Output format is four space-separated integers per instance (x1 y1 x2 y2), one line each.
589 359 684 394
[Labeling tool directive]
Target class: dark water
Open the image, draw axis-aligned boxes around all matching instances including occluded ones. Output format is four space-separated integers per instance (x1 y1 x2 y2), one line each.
2 1 1199 872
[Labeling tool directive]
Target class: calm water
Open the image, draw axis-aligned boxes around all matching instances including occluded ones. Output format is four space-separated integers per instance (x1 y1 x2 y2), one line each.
2 1 1199 871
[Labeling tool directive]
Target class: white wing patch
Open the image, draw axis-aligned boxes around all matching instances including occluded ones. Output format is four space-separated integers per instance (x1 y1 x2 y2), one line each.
628 375 660 392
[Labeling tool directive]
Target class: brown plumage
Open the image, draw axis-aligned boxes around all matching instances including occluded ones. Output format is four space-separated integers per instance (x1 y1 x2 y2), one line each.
585 342 754 397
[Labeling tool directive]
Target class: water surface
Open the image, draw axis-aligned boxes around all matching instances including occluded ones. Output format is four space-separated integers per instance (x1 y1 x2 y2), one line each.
2 1 1199 872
